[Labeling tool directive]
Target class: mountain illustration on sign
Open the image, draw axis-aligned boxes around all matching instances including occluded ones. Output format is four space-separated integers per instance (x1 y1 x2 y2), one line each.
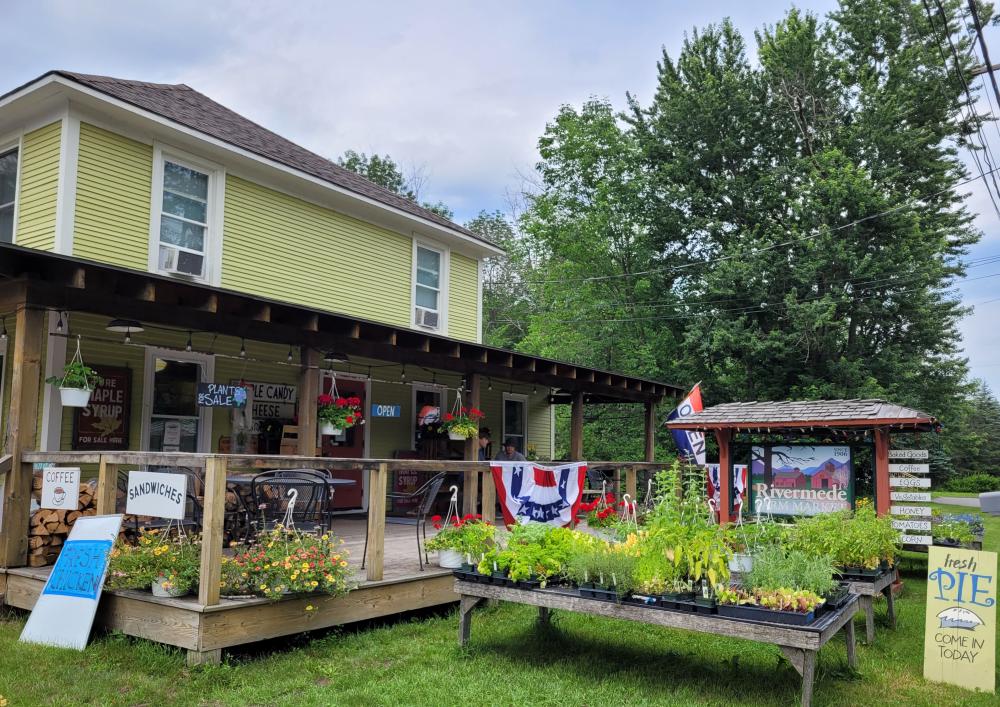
937 607 984 631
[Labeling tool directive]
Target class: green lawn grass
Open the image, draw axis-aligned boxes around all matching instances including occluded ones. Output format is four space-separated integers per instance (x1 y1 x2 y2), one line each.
931 491 983 499
0 501 996 706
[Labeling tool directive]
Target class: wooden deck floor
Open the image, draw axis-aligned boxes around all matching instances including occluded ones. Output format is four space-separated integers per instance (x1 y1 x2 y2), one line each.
0 520 461 665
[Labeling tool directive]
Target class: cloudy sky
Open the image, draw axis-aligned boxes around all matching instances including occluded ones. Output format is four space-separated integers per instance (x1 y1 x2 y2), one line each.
6 0 1000 391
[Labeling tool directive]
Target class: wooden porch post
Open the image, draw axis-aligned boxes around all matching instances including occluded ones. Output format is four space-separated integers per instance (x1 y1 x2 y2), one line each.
1 305 45 567
95 455 118 515
198 455 228 607
644 401 657 462
366 462 388 581
570 391 585 460
874 428 891 516
714 429 732 524
463 373 481 516
297 347 321 456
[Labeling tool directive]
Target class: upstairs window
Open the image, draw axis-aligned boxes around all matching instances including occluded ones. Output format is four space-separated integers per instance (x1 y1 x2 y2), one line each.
155 157 212 278
0 148 18 243
413 244 443 330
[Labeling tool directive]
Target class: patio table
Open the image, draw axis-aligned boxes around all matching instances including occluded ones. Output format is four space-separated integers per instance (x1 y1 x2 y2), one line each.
455 580 858 707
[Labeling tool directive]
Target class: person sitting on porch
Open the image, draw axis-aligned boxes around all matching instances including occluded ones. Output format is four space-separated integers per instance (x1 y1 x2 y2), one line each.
478 427 491 461
495 437 526 462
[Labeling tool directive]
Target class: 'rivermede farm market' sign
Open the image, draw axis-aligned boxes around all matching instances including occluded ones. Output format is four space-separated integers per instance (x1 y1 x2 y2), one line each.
41 467 81 510
923 547 996 693
197 383 248 408
751 445 852 516
20 514 123 649
126 471 187 519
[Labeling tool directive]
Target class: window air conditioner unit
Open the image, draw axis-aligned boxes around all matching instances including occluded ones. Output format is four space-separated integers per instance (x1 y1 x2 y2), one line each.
159 244 204 278
414 306 439 329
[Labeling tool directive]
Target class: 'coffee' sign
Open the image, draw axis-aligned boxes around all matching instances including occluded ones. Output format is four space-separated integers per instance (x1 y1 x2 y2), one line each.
41 467 81 510
924 547 996 693
125 471 187 519
197 383 248 408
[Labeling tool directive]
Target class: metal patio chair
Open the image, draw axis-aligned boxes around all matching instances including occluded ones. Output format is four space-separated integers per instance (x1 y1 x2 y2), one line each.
248 470 333 539
362 471 446 572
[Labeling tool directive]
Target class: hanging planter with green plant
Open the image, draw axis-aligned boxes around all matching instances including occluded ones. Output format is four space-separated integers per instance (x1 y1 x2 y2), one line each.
46 336 102 408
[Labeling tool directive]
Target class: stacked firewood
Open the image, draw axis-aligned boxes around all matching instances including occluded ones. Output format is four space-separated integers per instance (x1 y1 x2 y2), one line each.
28 474 98 567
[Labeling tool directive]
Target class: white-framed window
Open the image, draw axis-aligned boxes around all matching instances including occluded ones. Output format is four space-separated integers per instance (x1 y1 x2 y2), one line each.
150 146 223 283
412 241 448 332
503 392 528 454
0 146 18 244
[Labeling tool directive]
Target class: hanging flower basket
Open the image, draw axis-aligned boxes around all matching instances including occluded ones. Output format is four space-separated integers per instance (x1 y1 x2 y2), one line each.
317 389 363 436
320 421 343 436
46 336 102 408
441 404 484 441
437 549 464 568
59 386 93 408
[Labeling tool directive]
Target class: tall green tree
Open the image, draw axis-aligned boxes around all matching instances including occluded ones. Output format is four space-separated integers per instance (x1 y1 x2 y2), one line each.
512 1 989 463
337 150 454 219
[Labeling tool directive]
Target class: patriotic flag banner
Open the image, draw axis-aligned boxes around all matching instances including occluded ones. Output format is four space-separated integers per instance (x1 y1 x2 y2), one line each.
704 463 749 516
667 384 706 465
490 462 587 528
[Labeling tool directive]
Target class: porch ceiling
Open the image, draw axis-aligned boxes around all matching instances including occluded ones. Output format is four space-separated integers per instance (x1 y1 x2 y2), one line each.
0 244 681 403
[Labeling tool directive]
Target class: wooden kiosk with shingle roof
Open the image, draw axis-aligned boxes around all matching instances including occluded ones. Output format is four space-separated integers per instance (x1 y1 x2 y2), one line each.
665 399 939 523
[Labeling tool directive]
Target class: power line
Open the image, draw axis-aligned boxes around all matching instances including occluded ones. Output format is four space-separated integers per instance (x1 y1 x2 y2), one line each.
486 163 1000 289
922 0 1000 218
492 269 1000 326
966 0 1000 111
491 253 1000 319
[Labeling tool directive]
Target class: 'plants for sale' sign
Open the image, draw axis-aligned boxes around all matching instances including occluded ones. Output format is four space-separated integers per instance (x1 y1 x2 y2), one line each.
923 546 996 694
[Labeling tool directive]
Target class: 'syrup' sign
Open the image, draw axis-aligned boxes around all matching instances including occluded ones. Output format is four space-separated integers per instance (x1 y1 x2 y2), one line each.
20 514 123 650
126 471 187 519
923 546 996 693
41 466 81 510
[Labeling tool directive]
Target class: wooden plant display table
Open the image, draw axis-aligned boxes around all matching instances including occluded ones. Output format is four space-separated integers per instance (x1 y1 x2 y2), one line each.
455 580 859 707
843 568 898 644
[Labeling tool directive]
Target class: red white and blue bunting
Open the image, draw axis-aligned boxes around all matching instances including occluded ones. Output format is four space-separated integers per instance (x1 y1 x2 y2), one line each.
490 462 587 528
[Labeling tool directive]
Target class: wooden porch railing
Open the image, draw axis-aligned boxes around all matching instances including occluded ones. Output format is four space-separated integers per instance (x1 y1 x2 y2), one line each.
11 451 673 607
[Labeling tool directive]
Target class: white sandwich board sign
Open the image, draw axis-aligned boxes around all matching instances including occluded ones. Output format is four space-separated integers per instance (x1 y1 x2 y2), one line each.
126 471 187 520
20 514 123 649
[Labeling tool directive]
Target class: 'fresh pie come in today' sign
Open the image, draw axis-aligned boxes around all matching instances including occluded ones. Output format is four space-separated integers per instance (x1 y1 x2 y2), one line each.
923 546 996 694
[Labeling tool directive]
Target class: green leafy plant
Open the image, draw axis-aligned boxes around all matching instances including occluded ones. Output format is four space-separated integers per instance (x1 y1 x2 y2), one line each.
717 586 824 614
107 529 200 595
932 519 975 544
424 514 495 559
747 546 837 596
46 359 102 391
440 406 485 439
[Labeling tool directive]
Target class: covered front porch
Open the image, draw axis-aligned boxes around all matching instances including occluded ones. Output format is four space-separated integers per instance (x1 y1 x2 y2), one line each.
0 243 679 662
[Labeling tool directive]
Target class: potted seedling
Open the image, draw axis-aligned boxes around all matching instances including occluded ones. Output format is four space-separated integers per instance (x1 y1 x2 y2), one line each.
47 338 102 408
426 513 494 569
441 405 485 441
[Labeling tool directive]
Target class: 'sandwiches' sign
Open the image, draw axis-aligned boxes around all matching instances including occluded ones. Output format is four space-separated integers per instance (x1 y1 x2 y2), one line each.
125 471 187 520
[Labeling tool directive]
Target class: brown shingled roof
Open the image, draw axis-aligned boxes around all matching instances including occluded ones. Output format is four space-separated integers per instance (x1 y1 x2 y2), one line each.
664 399 938 430
46 70 492 246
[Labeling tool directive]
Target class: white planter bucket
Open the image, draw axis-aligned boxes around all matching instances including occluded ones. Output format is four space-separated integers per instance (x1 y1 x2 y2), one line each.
729 553 753 574
320 422 342 436
448 431 467 441
151 575 188 598
59 386 92 408
438 549 464 568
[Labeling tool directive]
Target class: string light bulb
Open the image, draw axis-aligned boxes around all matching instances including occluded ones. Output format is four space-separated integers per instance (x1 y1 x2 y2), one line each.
185 331 193 352
488 378 493 391
239 338 247 358
400 365 406 382
55 311 64 332
0 316 6 342
124 330 132 344
287 345 294 362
